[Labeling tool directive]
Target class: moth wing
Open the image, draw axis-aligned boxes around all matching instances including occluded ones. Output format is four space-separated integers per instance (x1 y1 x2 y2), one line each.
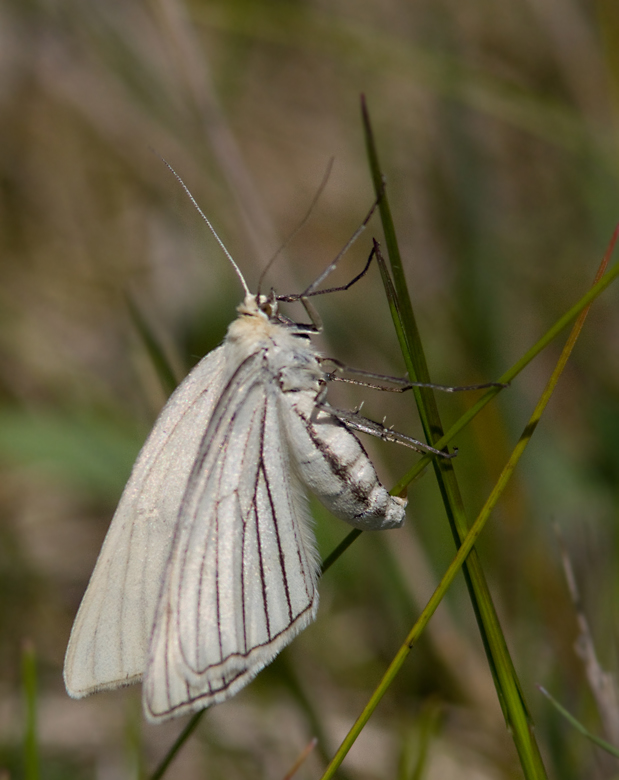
64 345 229 697
144 358 319 722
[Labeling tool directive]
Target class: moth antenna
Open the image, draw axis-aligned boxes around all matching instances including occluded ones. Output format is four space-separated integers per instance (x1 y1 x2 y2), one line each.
257 157 335 297
156 152 251 297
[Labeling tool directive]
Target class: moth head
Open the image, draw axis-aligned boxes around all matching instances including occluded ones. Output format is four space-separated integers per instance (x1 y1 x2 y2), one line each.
257 290 279 319
236 292 316 338
237 293 279 321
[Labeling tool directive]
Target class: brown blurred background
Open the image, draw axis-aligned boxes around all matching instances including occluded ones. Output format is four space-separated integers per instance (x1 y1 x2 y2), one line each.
0 0 618 778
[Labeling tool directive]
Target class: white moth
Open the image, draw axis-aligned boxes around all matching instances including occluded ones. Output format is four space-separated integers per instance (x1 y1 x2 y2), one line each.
63 183 408 722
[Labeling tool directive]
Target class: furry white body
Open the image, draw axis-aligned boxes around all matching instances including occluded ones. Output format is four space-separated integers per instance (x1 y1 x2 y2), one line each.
64 295 406 722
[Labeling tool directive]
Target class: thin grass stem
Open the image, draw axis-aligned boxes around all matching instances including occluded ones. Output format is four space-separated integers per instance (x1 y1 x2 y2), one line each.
149 711 204 780
538 687 619 759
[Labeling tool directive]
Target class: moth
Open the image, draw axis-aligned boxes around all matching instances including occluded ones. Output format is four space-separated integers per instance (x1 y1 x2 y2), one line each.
63 173 438 722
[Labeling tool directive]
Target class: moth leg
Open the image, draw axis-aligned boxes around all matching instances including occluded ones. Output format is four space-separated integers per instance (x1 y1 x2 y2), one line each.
319 357 508 394
277 179 384 307
301 296 323 334
317 402 456 459
277 243 377 335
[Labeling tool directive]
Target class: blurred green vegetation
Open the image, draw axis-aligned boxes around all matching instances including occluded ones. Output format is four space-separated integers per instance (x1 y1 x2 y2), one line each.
0 0 618 778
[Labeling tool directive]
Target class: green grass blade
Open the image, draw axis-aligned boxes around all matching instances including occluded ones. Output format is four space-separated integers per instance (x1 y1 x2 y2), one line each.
538 687 619 759
149 711 204 780
360 96 547 777
321 529 362 574
320 212 610 779
21 641 40 780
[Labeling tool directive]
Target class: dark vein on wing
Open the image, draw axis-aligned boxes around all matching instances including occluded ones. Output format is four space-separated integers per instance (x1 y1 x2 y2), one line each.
255 397 271 641
214 511 222 662
239 489 248 656
164 606 172 712
262 399 293 624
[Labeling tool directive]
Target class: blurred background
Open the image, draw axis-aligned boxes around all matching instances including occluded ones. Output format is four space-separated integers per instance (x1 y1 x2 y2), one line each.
0 0 618 778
